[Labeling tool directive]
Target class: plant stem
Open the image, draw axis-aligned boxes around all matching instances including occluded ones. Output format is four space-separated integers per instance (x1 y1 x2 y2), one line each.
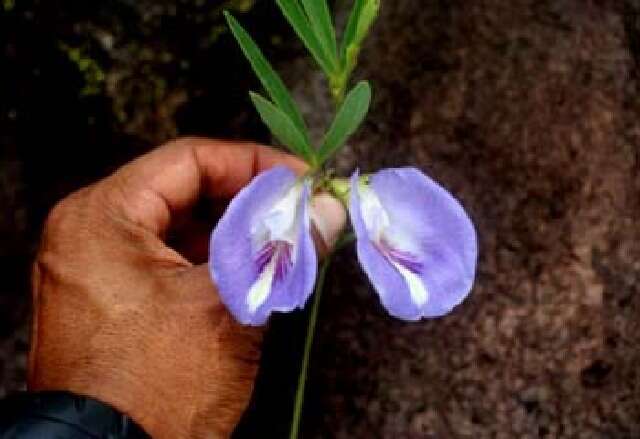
289 254 332 439
329 69 348 108
289 65 353 438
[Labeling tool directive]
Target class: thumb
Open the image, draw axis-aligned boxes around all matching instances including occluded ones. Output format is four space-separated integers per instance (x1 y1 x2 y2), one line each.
310 193 347 258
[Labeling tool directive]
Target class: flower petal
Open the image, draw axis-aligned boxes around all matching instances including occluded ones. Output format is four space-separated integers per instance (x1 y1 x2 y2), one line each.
257 182 317 316
210 166 316 325
349 171 424 320
349 168 478 320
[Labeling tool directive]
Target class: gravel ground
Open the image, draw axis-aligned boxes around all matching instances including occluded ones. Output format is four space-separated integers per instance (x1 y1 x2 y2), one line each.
2 0 640 437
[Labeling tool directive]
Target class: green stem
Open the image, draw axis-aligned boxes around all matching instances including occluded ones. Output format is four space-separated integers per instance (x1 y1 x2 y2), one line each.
289 59 354 437
330 72 347 108
289 254 332 439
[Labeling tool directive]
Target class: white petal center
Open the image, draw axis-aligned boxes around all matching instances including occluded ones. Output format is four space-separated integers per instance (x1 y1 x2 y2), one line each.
247 257 277 313
247 183 304 315
358 182 390 241
257 183 303 245
359 181 429 308
391 261 429 307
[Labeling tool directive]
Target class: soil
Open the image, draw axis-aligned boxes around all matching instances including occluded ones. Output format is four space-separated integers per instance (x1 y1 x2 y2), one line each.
1 0 639 437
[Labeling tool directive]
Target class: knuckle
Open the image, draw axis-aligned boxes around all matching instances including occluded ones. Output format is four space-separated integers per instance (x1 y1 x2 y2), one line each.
44 197 74 234
41 187 93 245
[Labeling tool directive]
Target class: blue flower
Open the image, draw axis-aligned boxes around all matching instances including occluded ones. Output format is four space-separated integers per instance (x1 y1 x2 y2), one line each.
210 165 477 326
210 166 317 326
349 168 477 320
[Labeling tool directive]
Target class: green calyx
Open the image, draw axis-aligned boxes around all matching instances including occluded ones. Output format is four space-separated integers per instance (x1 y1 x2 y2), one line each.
326 177 350 205
321 174 371 207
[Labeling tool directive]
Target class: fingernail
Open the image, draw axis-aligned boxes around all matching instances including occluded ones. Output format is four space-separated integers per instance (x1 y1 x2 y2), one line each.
310 193 347 254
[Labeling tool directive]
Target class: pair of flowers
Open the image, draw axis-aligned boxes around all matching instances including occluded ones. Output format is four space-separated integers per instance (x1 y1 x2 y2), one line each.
210 166 477 326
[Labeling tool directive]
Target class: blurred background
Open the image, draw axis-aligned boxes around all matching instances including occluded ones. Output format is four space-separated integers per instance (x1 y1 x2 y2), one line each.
1 0 639 437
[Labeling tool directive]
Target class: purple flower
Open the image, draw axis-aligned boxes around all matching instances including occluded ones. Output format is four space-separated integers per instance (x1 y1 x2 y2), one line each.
349 168 477 320
210 166 317 326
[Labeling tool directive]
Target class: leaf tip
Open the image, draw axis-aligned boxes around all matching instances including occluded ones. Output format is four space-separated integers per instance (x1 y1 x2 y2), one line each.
223 10 236 28
355 80 373 101
248 90 262 103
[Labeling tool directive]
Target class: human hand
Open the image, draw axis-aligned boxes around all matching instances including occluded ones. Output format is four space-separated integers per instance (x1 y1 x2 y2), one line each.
28 138 346 438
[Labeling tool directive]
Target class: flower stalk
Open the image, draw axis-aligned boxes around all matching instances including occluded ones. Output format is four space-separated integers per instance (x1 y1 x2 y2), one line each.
289 251 332 439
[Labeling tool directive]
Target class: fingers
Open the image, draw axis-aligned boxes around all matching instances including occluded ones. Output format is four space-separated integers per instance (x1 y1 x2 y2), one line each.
309 193 347 258
98 137 347 261
103 137 307 235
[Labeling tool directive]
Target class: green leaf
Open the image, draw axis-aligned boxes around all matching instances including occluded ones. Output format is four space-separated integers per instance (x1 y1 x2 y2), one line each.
250 92 315 163
355 0 380 45
301 0 337 62
340 0 366 60
318 81 371 164
338 0 380 87
340 0 379 60
224 11 308 137
276 0 337 75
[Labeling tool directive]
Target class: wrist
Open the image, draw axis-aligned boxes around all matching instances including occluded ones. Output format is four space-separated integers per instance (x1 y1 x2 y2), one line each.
29 355 195 438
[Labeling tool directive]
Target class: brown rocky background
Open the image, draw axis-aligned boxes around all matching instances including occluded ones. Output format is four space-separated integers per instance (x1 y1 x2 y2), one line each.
1 0 639 437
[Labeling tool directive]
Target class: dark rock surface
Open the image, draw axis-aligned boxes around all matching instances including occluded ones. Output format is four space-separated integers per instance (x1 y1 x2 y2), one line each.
304 1 640 437
2 0 639 437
